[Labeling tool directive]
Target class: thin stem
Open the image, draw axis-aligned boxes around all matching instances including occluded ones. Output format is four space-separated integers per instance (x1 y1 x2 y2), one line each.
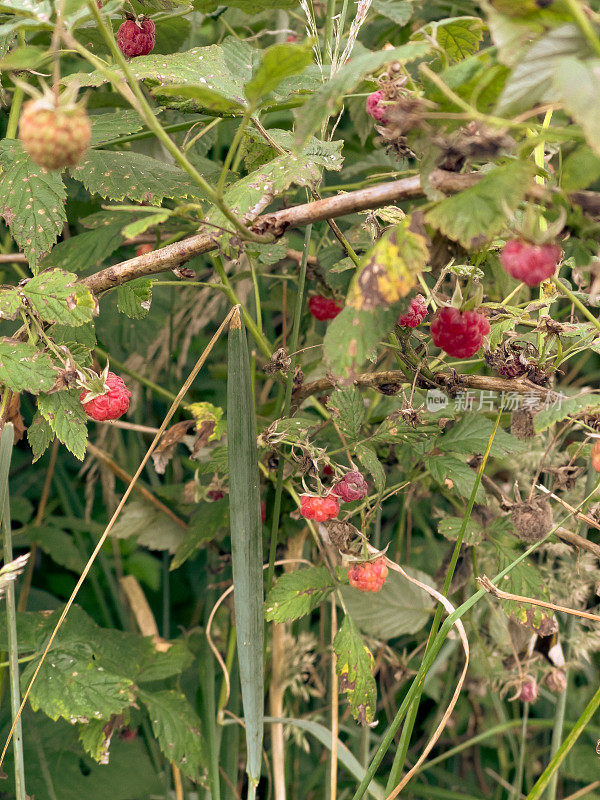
265 225 312 594
564 0 600 57
218 111 253 197
212 257 273 359
556 280 600 332
0 426 26 800
324 0 336 64
5 32 26 139
512 704 529 799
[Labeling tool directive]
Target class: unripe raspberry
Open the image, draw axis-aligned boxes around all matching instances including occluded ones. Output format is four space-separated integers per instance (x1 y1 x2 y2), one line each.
332 470 368 502
592 440 600 473
299 494 340 522
80 372 131 421
500 240 562 287
117 17 156 58
430 306 490 359
308 295 342 321
398 294 427 328
518 678 538 703
348 557 388 593
366 90 386 122
19 97 91 171
136 243 153 257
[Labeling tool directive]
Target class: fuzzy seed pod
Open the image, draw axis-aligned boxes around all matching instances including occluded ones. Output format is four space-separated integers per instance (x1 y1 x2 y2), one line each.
511 497 553 543
511 408 535 440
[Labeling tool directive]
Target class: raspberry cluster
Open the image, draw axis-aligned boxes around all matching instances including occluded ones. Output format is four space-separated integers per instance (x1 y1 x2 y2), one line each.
80 372 131 421
500 239 562 287
348 557 388 593
398 294 427 328
300 494 340 522
19 98 91 171
117 17 156 58
308 295 342 321
430 307 490 359
366 90 387 122
332 470 368 502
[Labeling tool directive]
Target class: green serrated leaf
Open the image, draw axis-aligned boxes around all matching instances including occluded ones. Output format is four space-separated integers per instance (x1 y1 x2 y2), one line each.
561 144 600 191
426 455 486 502
0 340 56 394
493 537 558 635
155 84 247 114
296 43 429 145
265 566 337 623
71 150 206 205
37 390 88 460
245 41 313 104
438 415 526 458
121 212 170 240
554 57 600 157
78 717 117 764
356 443 385 494
497 24 588 114
21 269 96 325
0 288 22 320
138 689 206 780
415 17 485 63
22 643 133 723
41 222 124 273
116 279 153 319
327 388 365 441
171 500 229 570
110 500 185 553
0 140 67 268
333 615 377 725
533 393 600 432
438 516 483 545
425 161 536 248
324 306 395 378
24 525 85 572
27 413 54 463
89 109 145 146
373 0 412 25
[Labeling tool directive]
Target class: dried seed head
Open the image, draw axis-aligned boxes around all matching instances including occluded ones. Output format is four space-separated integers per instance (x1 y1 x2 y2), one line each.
511 497 553 543
511 408 535 440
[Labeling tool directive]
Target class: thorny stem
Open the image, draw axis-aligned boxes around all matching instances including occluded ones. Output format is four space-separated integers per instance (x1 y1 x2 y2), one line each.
84 0 272 244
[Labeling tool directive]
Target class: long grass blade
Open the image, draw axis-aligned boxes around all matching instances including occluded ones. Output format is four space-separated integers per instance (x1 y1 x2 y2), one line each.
227 307 264 797
0 424 26 800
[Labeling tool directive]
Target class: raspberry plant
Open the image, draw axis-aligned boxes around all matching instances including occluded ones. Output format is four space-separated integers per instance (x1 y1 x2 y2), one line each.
1 2 600 800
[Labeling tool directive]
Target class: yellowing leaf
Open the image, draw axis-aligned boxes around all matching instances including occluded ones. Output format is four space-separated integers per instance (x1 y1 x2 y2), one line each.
348 222 428 310
187 401 225 441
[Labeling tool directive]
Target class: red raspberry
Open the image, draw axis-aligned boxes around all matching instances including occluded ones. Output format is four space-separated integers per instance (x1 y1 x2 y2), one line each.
398 294 427 328
299 494 340 522
332 470 368 502
348 557 388 593
136 243 153 257
308 295 342 321
430 306 490 359
117 17 156 58
592 440 600 473
207 489 225 501
322 465 334 477
286 34 297 42
500 239 562 287
80 372 131 421
19 97 91 171
366 90 386 122
518 678 538 703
